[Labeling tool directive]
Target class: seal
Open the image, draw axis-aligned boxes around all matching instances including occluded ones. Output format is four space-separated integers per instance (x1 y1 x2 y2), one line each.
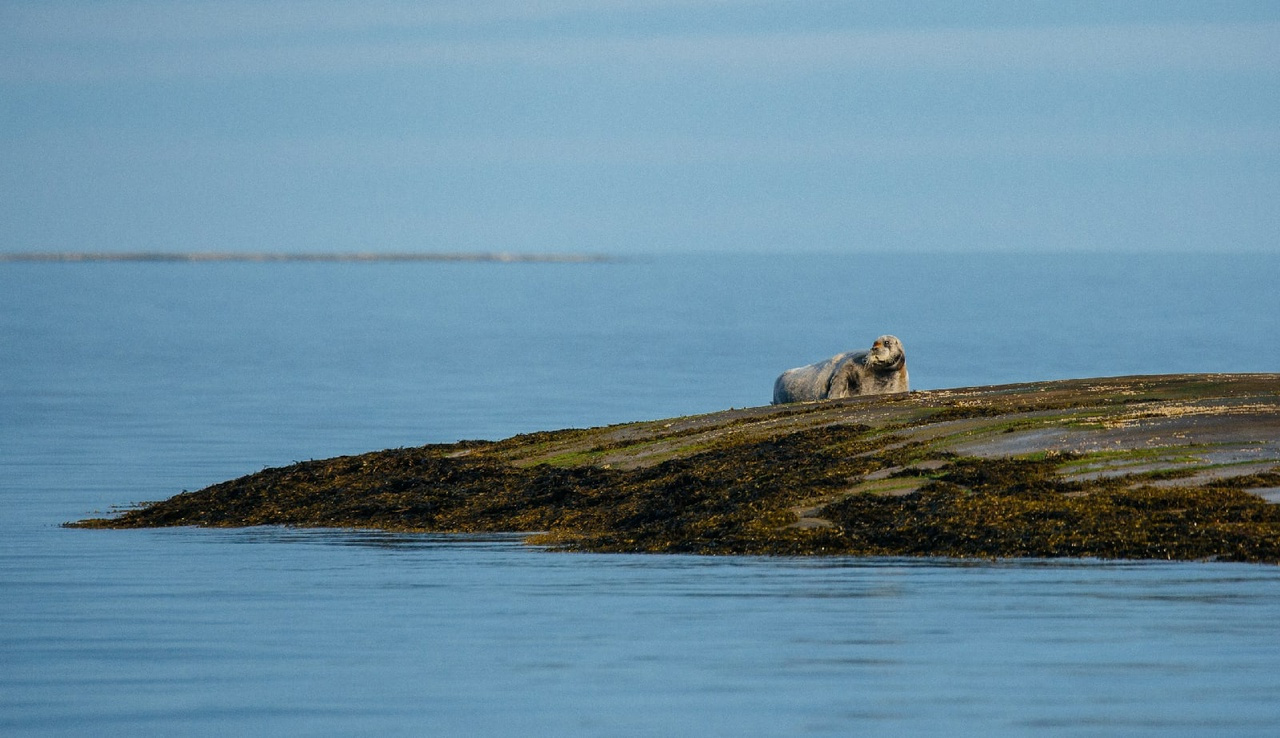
772 335 908 404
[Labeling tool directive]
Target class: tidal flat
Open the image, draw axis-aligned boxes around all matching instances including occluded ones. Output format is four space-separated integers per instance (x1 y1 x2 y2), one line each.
73 374 1280 562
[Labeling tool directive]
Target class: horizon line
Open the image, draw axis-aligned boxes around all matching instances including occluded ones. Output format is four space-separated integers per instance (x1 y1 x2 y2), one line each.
0 251 615 264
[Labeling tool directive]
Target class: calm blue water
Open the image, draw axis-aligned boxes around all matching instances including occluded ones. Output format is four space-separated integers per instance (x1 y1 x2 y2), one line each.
2 253 1279 735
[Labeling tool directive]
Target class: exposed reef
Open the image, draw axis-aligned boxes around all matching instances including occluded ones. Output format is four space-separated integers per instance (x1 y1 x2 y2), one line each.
71 374 1280 562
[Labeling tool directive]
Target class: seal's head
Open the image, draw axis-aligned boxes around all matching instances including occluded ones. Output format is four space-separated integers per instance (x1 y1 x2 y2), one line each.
865 335 905 371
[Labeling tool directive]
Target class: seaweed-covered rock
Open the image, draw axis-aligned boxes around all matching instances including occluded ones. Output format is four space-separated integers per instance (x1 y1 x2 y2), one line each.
72 374 1280 562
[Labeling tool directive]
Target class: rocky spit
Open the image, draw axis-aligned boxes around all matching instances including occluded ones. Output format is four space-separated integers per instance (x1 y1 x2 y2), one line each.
73 374 1280 562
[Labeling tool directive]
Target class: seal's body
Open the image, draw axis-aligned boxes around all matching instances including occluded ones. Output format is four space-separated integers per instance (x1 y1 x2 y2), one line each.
772 335 908 404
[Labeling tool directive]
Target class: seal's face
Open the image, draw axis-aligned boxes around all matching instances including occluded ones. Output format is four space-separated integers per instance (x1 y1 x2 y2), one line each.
865 335 904 370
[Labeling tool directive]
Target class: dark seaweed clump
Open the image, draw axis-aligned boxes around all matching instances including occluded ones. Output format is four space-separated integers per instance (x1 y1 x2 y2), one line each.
538 424 882 554
73 425 883 555
822 460 1280 562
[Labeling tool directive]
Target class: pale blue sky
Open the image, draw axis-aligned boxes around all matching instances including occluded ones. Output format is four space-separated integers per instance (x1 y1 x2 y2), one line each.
2 1 1278 254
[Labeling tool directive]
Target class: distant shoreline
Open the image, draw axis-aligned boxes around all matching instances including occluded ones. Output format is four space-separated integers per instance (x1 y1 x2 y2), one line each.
0 251 614 263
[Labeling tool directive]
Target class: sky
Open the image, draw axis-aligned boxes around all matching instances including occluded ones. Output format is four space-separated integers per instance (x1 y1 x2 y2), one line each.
2 0 1278 255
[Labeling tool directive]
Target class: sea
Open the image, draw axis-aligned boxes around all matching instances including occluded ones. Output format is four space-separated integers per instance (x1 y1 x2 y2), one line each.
2 252 1279 736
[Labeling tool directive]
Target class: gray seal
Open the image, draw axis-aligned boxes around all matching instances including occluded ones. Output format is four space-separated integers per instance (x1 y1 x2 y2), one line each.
772 335 909 404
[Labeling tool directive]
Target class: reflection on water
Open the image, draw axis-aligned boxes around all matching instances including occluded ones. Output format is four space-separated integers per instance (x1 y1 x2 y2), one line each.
4 526 1279 736
224 527 537 550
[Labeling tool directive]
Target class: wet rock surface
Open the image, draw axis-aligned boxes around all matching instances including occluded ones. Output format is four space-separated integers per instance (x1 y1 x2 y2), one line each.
72 374 1280 561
